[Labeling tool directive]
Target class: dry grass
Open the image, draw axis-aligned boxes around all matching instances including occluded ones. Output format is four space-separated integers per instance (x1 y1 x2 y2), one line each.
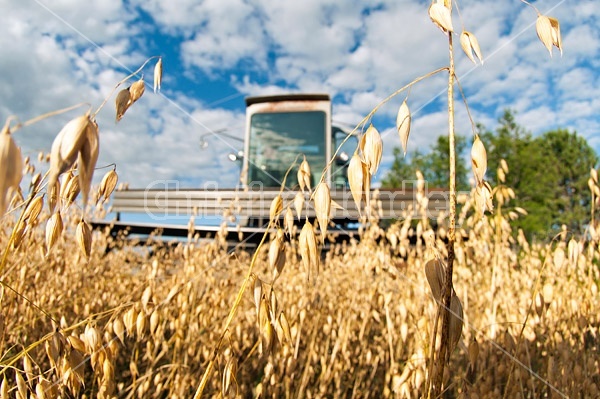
0 187 598 398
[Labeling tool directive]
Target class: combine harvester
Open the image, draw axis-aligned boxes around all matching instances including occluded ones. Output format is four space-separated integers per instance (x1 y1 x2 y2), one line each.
94 94 448 244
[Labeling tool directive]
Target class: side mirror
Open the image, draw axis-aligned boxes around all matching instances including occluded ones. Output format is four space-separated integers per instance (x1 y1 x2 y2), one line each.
335 151 350 165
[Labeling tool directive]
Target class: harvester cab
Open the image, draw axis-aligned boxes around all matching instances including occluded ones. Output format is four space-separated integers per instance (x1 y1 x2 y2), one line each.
241 94 356 190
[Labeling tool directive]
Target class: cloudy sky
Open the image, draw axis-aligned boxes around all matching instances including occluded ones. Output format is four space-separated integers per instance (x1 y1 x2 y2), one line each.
2 0 598 189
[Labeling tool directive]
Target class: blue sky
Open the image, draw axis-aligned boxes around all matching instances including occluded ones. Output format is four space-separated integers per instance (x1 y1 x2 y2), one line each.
1 0 598 189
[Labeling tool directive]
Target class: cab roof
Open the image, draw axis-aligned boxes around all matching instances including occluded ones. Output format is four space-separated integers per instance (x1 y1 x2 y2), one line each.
245 93 330 106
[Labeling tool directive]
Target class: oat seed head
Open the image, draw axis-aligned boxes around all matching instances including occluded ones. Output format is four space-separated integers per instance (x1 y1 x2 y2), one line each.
500 159 509 174
299 221 319 281
428 1 453 34
284 207 294 237
269 229 286 282
468 338 479 371
361 124 383 175
424 259 445 302
475 181 494 214
136 311 147 338
298 157 312 193
590 167 598 184
535 292 545 317
115 87 131 122
589 178 597 195
396 100 412 157
258 298 273 354
12 219 27 249
113 318 125 345
278 312 292 346
222 357 237 397
15 371 27 399
497 166 506 183
536 15 562 57
84 324 102 351
45 211 63 256
567 238 579 266
99 169 118 204
294 191 304 221
269 194 283 222
48 114 91 210
314 182 331 243
553 246 565 269
129 78 146 105
1 377 8 399
23 196 43 225
363 156 372 216
77 118 100 210
448 294 463 360
154 58 163 93
76 219 92 259
348 153 365 213
64 173 81 206
471 135 487 185
460 31 484 65
0 122 24 214
123 307 137 336
149 309 159 336
48 179 60 215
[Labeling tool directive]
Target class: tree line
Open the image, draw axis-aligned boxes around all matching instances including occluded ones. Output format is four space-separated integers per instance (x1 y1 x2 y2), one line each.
382 110 599 240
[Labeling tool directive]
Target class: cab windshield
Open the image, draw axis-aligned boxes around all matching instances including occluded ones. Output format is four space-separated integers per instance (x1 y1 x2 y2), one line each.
247 111 326 188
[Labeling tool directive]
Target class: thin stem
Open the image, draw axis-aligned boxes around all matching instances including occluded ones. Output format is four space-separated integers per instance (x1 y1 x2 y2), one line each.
425 301 442 398
453 0 466 32
15 103 91 132
0 280 59 327
1 117 17 133
432 31 457 396
591 188 595 227
454 75 479 136
490 191 502 340
520 0 541 15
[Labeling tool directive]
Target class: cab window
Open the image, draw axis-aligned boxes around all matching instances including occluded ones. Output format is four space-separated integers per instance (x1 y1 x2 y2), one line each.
247 111 326 188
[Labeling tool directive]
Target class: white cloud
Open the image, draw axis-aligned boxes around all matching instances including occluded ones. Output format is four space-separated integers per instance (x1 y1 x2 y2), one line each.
179 0 268 73
1 0 598 196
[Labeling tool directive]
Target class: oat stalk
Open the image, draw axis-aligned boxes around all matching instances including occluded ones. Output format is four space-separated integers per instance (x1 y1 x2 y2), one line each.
0 279 59 327
9 103 90 134
429 29 457 398
520 0 541 15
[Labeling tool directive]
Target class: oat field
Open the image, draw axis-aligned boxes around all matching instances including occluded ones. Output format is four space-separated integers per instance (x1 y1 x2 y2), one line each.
1 2 598 398
0 175 598 398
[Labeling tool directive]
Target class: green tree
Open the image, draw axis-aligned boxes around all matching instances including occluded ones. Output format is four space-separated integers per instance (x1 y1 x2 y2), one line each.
384 109 598 239
481 110 598 239
382 134 469 190
481 109 531 186
533 129 597 234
